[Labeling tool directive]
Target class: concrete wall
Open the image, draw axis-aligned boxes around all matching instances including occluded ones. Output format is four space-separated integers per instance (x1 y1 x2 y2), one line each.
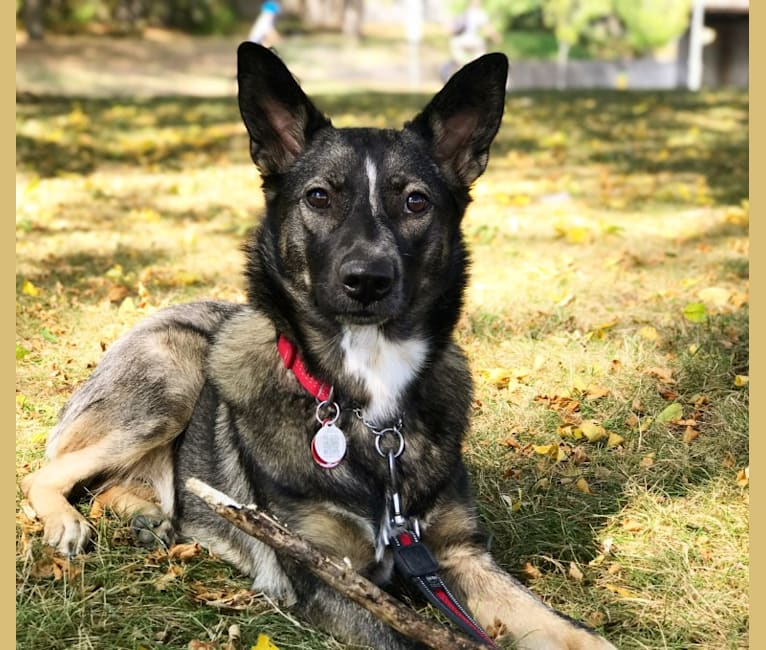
507 59 682 91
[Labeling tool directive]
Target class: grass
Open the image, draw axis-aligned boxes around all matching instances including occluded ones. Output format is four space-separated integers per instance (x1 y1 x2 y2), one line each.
16 78 748 650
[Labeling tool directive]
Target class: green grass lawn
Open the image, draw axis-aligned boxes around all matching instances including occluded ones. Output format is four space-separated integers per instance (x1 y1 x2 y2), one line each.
16 86 748 649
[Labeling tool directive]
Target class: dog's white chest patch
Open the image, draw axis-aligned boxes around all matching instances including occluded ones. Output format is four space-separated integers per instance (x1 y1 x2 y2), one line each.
340 326 427 423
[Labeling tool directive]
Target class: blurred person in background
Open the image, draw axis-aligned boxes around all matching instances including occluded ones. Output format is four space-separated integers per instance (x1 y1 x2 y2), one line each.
449 0 500 66
248 1 282 47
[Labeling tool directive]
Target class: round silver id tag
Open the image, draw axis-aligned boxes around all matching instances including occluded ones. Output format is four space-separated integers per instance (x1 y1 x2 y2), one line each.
311 422 347 469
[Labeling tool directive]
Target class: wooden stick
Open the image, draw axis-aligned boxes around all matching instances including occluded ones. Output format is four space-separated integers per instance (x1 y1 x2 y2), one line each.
185 478 489 650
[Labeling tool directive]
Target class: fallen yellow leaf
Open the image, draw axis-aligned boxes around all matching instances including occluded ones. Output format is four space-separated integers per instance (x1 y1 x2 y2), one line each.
118 296 136 314
584 383 611 400
736 467 749 488
252 633 280 650
639 326 659 341
21 280 40 297
482 367 512 388
734 375 749 387
605 583 639 599
575 477 592 494
579 420 607 443
607 432 625 448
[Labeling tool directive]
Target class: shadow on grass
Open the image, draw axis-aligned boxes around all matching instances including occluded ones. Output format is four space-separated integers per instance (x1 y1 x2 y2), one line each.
17 90 748 206
466 307 748 641
17 246 172 298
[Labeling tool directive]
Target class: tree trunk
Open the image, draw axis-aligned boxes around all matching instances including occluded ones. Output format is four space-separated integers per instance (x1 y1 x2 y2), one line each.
22 0 45 41
556 40 570 89
342 0 364 39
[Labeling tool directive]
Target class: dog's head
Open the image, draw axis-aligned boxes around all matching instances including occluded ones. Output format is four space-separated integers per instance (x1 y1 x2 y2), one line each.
238 43 507 345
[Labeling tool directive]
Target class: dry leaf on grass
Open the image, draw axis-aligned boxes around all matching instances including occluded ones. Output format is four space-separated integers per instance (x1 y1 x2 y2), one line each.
604 583 639 599
645 367 675 384
30 546 82 581
522 562 542 580
188 641 218 650
168 542 202 560
736 467 749 488
154 563 185 591
568 562 584 581
682 426 700 443
621 518 644 533
190 582 259 610
534 394 581 415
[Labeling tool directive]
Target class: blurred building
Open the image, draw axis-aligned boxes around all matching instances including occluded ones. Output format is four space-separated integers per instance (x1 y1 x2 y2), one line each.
507 0 748 91
679 0 748 89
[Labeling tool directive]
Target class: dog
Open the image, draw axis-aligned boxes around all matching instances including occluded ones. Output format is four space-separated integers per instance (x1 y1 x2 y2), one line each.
21 43 616 649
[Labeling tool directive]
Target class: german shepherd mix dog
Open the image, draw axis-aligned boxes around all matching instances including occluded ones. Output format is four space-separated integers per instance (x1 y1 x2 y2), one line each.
22 44 615 649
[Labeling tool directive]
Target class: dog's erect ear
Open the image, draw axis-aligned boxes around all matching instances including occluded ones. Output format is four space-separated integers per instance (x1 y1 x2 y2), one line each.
407 53 508 187
237 42 331 176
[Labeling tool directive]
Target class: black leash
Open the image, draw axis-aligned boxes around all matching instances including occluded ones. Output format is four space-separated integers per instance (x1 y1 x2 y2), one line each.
390 528 498 648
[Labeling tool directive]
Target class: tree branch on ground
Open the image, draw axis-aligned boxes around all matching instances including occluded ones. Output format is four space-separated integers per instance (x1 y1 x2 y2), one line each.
185 478 489 650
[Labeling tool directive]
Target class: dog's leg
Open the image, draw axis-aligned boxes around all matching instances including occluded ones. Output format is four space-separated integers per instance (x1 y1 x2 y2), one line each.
21 443 112 557
95 484 175 548
437 545 616 650
23 310 219 556
422 499 616 650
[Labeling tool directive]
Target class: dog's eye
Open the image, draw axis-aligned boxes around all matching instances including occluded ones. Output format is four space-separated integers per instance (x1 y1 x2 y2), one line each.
405 192 429 214
306 188 330 209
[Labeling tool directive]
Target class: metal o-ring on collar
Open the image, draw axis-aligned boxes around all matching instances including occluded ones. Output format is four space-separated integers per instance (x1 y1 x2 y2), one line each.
315 399 341 425
374 427 405 458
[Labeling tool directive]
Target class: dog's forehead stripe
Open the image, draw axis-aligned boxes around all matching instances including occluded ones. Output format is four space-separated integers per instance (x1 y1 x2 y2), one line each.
364 156 380 216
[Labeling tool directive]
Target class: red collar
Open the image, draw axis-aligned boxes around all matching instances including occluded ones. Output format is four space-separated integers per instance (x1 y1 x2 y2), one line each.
277 334 333 402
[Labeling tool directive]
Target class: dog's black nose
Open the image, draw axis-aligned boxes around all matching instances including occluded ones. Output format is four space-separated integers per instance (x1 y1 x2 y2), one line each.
339 259 395 305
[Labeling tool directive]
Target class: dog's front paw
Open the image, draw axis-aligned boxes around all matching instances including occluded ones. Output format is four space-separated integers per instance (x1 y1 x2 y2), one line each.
509 624 617 650
130 514 175 549
42 509 92 558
